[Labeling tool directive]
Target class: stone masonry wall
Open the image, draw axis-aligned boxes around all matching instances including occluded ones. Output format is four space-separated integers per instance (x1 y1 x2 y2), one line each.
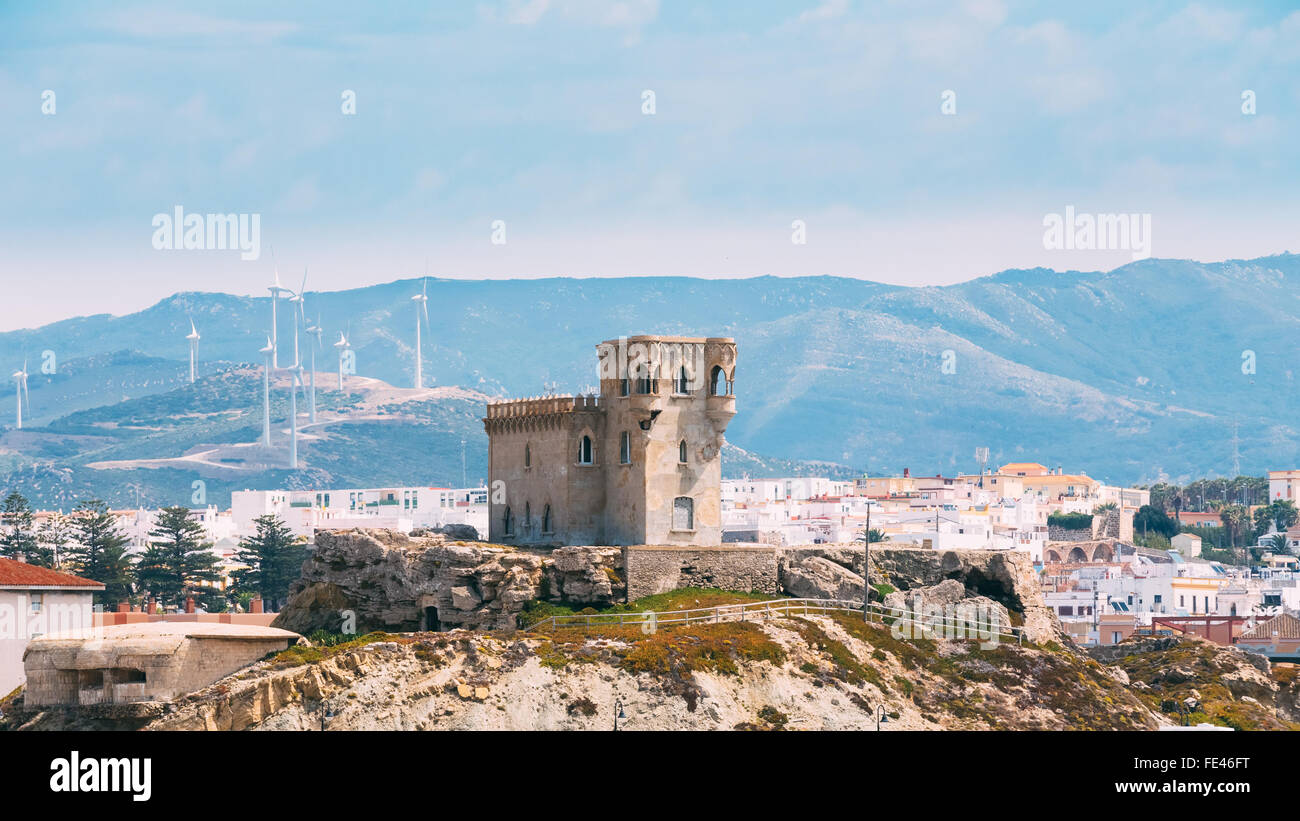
624 545 778 600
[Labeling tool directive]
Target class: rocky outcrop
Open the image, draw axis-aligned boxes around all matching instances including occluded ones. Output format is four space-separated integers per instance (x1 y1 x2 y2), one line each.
134 613 1160 732
1089 635 1300 729
882 579 1013 637
413 524 481 541
272 529 624 635
867 546 1060 644
779 555 866 602
775 545 1058 643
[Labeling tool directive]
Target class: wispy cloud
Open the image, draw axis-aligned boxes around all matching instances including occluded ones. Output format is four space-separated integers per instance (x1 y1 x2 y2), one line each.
1 0 1297 330
98 9 299 42
487 0 659 27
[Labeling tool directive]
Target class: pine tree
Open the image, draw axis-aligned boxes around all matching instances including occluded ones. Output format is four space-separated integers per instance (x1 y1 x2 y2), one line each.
66 499 133 605
231 514 310 611
0 490 47 565
37 511 74 570
97 540 137 606
135 506 222 610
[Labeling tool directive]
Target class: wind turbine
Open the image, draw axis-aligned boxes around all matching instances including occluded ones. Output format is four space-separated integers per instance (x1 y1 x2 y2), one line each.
11 359 29 429
268 258 292 368
288 363 302 470
289 268 307 371
259 337 274 446
333 328 351 391
185 318 200 383
305 312 323 423
411 277 429 389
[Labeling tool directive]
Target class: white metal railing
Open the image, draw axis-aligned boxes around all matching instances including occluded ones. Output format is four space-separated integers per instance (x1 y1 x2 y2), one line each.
524 597 1023 644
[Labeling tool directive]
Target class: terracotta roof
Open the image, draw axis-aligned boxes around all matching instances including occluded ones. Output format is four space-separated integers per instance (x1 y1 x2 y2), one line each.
1240 613 1300 641
0 558 105 589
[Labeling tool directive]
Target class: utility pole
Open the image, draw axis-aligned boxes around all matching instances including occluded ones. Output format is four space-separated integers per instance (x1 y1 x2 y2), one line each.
863 500 872 622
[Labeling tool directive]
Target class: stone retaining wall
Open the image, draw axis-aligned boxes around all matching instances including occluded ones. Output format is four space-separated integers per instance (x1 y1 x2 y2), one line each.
624 545 779 600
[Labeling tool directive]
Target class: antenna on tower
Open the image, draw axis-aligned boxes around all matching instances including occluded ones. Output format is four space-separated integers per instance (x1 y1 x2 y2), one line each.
974 446 989 488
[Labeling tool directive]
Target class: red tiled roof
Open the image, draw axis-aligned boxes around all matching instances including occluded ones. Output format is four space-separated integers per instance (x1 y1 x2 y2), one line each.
1240 613 1300 641
0 558 105 589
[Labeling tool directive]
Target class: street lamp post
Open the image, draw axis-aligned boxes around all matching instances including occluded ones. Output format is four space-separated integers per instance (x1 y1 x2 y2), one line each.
863 501 872 623
875 704 888 731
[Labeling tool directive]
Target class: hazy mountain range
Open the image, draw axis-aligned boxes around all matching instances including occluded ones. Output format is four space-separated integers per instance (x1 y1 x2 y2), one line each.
2 253 1297 508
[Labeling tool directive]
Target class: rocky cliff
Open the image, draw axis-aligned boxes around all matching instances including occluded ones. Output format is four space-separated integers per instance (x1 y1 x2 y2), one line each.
142 613 1157 731
776 545 1061 644
271 529 624 634
274 533 1063 646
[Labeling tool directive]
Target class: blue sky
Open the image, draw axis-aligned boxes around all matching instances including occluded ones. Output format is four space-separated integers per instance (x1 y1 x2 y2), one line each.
1 0 1298 329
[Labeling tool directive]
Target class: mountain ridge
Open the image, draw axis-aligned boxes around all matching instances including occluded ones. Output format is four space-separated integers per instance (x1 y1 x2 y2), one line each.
2 253 1297 497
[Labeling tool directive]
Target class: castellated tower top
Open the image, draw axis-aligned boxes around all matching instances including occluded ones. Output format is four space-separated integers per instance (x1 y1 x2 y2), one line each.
595 335 737 399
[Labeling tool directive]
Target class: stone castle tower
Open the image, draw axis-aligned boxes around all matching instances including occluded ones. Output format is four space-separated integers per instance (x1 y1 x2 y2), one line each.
482 335 737 546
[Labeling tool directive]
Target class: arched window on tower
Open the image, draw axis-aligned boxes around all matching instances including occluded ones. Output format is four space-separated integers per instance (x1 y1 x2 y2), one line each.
710 366 726 396
578 435 593 465
674 365 690 394
679 439 688 464
524 502 531 536
524 443 531 468
620 431 631 464
542 504 552 534
502 506 513 537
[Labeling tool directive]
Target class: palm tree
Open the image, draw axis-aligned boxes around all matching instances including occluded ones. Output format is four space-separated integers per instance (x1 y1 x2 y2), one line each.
1218 504 1249 564
1268 533 1290 556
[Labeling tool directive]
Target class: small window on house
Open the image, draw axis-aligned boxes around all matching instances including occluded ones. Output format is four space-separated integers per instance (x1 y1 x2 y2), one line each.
674 366 689 394
30 594 43 614
542 504 552 534
578 435 593 464
672 497 694 531
620 431 631 464
524 443 531 469
679 440 688 464
503 506 513 536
